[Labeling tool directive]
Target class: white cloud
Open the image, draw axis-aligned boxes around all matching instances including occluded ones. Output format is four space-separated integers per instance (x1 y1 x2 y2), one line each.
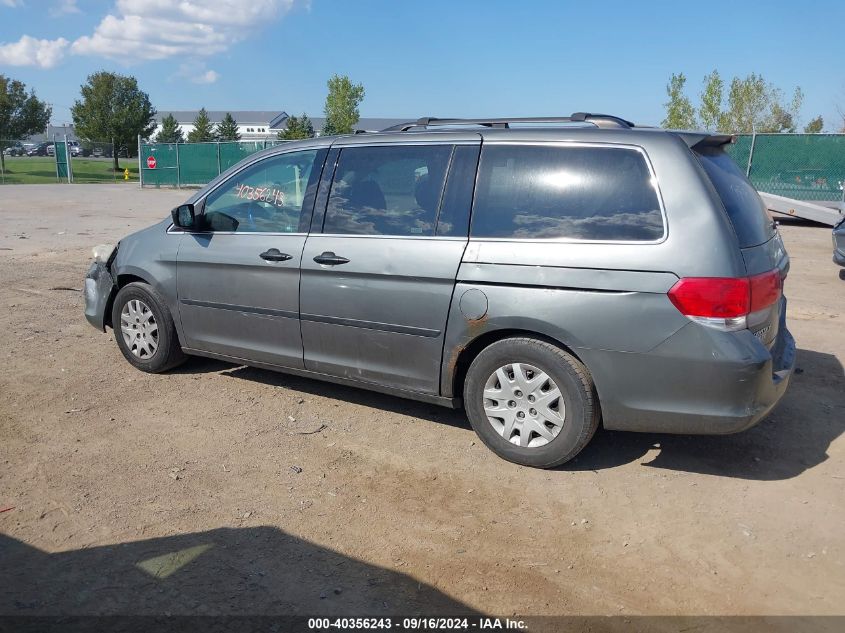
194 69 219 84
0 34 69 68
71 0 301 61
174 61 220 84
50 0 80 16
1 0 25 8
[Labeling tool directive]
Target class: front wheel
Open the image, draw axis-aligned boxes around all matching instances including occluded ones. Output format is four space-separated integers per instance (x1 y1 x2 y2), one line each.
111 282 186 373
463 337 599 468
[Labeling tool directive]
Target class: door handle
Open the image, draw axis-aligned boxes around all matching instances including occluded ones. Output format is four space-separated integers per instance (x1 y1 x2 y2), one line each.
259 248 293 262
313 251 350 266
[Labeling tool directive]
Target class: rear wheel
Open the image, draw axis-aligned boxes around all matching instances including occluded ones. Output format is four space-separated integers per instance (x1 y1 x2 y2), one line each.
463 337 599 468
111 282 186 373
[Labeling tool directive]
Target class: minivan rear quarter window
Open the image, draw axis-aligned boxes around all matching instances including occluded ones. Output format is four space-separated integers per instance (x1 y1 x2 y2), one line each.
695 147 775 248
471 144 664 241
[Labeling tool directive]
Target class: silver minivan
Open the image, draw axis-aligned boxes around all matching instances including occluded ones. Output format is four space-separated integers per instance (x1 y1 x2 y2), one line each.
84 114 795 468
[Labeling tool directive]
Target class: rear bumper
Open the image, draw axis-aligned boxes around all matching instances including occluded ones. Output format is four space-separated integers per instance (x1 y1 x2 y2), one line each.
581 303 796 435
83 261 115 332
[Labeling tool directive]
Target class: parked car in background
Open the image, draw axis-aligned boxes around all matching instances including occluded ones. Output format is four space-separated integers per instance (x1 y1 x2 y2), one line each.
27 142 53 156
84 113 795 468
102 145 130 159
3 141 25 156
68 140 82 157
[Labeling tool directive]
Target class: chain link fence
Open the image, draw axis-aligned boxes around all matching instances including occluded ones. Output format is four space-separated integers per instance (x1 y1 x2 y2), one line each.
726 134 845 203
139 139 286 188
1 138 136 184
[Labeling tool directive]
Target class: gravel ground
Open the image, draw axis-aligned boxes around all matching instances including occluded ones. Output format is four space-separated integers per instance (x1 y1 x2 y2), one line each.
1 184 843 617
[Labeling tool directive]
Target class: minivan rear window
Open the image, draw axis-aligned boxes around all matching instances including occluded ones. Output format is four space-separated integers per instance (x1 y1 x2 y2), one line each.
695 147 774 248
471 145 664 241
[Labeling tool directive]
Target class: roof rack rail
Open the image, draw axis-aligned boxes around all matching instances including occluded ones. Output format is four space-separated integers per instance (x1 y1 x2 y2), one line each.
381 112 634 132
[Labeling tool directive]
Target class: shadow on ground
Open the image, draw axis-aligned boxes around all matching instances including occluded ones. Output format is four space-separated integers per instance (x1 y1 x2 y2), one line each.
174 348 843 482
0 527 476 616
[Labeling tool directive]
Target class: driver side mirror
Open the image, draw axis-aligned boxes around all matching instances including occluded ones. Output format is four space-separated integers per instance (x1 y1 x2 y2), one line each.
171 203 196 229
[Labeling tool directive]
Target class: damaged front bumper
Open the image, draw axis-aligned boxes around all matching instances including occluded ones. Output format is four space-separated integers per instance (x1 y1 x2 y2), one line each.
84 260 116 331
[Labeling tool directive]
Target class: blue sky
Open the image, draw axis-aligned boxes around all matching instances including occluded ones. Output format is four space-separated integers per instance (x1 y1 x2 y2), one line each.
1 0 844 130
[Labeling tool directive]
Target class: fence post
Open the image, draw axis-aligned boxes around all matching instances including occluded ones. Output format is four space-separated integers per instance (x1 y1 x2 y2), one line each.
746 132 756 177
216 140 221 176
53 134 60 182
176 142 181 189
65 134 73 183
137 135 142 189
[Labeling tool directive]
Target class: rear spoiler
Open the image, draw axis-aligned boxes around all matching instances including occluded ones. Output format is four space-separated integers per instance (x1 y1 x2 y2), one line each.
672 131 736 149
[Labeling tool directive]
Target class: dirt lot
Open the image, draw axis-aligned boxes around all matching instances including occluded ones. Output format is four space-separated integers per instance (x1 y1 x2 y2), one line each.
1 184 843 617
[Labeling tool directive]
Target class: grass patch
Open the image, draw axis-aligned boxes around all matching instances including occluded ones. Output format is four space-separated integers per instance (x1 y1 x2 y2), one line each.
0 156 140 185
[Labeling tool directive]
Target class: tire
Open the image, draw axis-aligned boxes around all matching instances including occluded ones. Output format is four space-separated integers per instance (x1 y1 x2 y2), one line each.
463 337 599 468
111 282 186 373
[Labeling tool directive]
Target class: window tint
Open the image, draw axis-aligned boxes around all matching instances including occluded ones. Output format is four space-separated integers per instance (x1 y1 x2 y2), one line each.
324 145 452 236
471 145 664 241
202 149 319 233
695 147 774 248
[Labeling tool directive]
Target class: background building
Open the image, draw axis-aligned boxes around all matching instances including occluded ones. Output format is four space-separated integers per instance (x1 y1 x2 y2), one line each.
152 111 407 140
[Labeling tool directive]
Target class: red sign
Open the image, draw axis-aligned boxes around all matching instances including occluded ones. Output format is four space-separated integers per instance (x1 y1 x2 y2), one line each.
146 155 157 169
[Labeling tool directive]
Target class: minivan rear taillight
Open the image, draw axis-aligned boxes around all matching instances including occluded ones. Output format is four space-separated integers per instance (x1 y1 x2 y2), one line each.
668 270 781 331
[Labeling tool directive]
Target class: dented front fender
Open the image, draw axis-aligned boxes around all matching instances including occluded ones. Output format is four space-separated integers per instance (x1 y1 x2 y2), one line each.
83 260 116 332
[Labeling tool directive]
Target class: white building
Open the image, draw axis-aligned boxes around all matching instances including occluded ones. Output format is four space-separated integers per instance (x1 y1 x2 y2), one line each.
153 111 289 140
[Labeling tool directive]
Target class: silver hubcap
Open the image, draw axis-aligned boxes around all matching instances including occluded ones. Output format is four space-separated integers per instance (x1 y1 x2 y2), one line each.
120 299 158 359
483 363 564 448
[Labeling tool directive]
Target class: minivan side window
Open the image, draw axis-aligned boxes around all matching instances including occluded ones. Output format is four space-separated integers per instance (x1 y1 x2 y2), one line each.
202 149 319 233
471 145 664 241
324 145 452 236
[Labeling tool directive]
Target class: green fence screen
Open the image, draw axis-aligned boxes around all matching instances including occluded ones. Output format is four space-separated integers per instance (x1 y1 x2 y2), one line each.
727 134 844 203
140 140 286 188
139 143 178 187
54 138 70 182
140 136 845 204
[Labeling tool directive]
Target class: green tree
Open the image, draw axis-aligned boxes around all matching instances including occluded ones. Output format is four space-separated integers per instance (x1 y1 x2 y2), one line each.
187 108 215 143
722 74 802 133
215 112 240 141
71 71 156 171
154 113 184 143
279 113 314 140
661 73 697 129
725 74 767 133
699 70 726 132
322 74 365 135
803 116 823 133
0 75 51 173
760 87 803 133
